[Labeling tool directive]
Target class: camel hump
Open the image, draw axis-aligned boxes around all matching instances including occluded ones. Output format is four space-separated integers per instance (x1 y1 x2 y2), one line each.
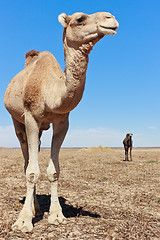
25 50 40 58
25 50 40 67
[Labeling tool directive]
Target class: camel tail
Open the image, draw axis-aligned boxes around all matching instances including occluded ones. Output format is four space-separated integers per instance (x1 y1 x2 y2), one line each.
25 50 40 67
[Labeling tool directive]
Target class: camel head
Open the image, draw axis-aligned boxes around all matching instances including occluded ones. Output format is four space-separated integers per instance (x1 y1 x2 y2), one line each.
126 133 133 139
58 12 119 52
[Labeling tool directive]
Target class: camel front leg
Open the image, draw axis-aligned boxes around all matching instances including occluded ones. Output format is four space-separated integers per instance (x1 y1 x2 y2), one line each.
125 147 128 161
12 111 40 232
47 115 69 225
12 117 41 218
130 147 132 161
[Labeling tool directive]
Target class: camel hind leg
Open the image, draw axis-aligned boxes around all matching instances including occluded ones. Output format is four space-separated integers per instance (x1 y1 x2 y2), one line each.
12 117 29 172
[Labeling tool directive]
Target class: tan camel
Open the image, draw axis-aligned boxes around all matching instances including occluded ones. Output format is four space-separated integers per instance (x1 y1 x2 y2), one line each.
4 12 119 232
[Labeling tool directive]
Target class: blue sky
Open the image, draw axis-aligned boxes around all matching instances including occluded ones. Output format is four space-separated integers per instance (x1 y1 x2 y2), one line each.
0 0 160 147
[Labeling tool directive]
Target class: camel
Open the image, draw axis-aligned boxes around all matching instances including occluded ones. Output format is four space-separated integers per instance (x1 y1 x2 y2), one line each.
4 11 119 232
123 133 133 161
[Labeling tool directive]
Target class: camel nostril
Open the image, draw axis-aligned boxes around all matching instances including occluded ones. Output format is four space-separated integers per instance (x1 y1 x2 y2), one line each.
105 13 112 19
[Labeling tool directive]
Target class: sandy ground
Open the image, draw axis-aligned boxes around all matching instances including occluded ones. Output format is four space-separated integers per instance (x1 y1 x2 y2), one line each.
0 148 160 239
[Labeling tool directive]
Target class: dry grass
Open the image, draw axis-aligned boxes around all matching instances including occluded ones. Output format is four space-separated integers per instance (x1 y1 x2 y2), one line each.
80 145 113 152
0 148 160 239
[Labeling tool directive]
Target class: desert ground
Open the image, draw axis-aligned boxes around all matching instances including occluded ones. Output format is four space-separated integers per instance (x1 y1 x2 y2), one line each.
0 147 160 239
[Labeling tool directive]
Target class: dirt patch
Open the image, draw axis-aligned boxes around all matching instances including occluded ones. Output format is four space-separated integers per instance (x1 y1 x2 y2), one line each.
0 148 160 239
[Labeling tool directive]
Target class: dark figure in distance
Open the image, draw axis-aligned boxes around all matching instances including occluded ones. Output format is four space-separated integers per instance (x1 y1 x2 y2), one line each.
123 133 133 161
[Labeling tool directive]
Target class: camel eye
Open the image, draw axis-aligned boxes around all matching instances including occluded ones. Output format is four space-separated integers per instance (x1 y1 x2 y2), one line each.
77 15 86 24
77 17 83 23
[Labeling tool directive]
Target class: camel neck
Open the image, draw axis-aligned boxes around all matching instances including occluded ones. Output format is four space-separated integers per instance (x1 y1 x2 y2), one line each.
64 45 89 93
62 42 89 111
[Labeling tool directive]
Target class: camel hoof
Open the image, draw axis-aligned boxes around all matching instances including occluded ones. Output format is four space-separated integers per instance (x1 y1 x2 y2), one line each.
12 220 33 232
48 211 67 225
12 210 33 232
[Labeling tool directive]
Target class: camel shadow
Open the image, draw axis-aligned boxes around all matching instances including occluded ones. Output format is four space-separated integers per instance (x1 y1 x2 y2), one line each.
20 195 100 224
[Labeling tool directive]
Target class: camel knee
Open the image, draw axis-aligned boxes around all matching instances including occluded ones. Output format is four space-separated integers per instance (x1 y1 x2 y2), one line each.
47 171 60 182
47 160 60 182
26 172 40 184
26 166 40 184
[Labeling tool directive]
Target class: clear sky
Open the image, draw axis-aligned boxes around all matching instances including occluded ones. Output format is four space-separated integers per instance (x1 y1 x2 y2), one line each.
0 0 160 148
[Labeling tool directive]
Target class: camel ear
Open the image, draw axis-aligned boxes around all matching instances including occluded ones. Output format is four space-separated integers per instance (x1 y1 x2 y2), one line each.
58 13 69 27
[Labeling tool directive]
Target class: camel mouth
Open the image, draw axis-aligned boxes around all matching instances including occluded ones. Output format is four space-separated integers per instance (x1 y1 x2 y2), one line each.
98 25 118 35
